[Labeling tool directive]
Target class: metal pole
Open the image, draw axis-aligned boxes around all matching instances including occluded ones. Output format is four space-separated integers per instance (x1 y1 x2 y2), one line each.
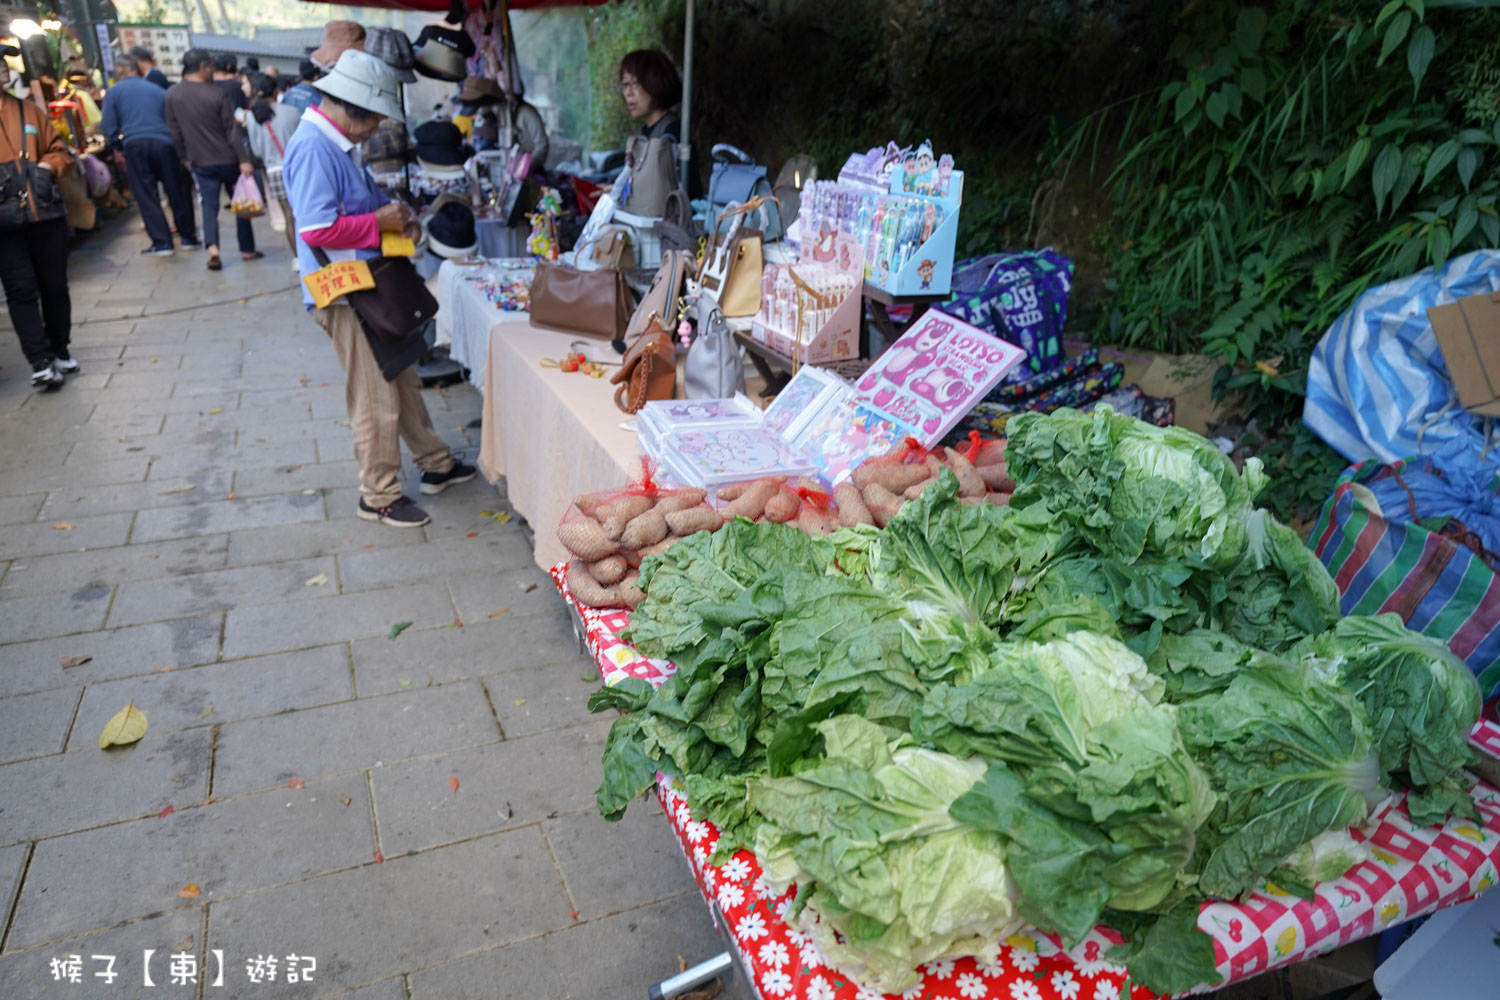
647 952 732 1000
678 0 693 191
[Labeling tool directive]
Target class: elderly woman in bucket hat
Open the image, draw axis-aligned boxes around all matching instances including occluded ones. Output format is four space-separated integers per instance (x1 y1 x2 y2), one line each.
282 50 475 528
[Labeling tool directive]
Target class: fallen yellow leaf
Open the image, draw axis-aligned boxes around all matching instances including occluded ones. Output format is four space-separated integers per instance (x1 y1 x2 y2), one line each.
99 702 148 749
487 607 510 619
305 572 328 587
49 522 73 531
513 698 527 706
179 884 200 899
207 408 223 414
157 484 195 495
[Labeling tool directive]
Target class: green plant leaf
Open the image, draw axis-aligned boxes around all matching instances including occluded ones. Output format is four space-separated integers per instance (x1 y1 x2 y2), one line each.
1174 87 1197 123
1379 11 1412 64
1205 91 1229 127
1429 223 1452 269
1375 0 1403 28
1453 203 1479 246
1481 209 1500 246
1421 139 1458 191
1372 143 1402 214
1457 146 1481 191
1343 137 1372 190
1239 66 1267 103
1406 26 1435 94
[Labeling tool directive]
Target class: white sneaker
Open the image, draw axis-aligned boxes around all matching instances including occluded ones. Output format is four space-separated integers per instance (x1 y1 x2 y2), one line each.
30 362 63 388
54 357 80 375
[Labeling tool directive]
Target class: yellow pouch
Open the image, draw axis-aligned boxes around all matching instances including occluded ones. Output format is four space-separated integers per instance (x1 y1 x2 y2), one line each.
302 259 376 309
380 232 417 257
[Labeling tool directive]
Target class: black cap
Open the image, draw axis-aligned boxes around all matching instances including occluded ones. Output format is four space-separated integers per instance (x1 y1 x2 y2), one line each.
298 58 318 81
413 120 467 166
425 200 477 257
413 25 476 58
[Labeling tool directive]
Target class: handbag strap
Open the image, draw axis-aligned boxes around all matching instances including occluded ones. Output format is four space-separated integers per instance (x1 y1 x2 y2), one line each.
264 120 285 158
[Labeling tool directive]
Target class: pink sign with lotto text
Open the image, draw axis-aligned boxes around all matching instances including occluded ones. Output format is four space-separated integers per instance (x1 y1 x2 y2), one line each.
855 310 1025 445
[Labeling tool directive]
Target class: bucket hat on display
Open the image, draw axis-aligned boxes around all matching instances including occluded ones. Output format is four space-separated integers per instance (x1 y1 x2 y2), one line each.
412 25 473 83
310 20 366 69
424 198 478 258
457 75 502 106
312 49 404 122
365 26 417 84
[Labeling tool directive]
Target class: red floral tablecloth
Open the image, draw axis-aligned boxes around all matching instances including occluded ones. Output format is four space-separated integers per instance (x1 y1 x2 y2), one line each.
551 563 1500 1000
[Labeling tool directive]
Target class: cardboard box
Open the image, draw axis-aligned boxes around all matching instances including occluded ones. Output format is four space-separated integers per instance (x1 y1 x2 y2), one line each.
1427 292 1500 416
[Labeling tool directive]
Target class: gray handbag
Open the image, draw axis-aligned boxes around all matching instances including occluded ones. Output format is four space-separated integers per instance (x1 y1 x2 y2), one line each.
685 295 745 399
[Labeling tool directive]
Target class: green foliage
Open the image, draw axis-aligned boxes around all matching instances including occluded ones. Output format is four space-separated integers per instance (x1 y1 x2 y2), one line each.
584 0 680 151
1058 1 1500 432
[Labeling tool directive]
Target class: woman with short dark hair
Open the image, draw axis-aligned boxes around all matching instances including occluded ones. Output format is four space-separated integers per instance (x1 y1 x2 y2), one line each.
618 49 698 195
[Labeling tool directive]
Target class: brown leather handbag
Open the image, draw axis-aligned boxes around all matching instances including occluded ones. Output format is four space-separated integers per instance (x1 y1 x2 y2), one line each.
611 317 676 414
529 259 633 340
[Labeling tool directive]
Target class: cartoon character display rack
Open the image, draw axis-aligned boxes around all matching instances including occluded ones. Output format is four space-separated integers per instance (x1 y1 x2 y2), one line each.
797 140 964 297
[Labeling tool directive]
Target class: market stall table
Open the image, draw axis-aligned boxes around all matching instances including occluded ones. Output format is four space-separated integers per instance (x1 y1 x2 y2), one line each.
549 564 1500 1000
465 290 641 570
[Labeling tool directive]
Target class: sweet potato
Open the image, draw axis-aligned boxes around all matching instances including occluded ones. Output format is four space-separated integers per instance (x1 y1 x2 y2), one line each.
716 482 747 502
796 505 836 536
653 488 708 514
904 479 933 501
854 458 931 494
618 570 646 610
556 516 617 562
987 491 1013 506
567 558 622 608
973 438 1007 467
636 536 682 560
665 504 724 536
834 482 875 527
587 554 628 585
723 478 782 520
619 509 670 550
959 496 984 505
599 494 655 540
943 447 986 498
763 489 801 523
572 493 609 517
863 482 903 527
977 463 1016 492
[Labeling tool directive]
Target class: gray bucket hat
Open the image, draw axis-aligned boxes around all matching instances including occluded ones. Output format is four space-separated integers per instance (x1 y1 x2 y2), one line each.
313 49 404 122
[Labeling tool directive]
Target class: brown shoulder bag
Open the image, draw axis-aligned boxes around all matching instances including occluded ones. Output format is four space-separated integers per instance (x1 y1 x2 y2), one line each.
611 316 676 414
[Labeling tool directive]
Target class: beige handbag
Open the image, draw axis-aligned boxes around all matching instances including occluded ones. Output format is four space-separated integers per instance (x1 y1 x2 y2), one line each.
620 134 677 217
699 197 774 318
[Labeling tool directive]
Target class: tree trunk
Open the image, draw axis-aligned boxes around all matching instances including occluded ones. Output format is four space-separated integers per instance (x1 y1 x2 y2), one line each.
213 0 232 35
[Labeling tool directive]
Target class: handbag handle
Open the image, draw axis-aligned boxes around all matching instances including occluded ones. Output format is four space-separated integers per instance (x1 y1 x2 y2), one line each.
711 142 754 165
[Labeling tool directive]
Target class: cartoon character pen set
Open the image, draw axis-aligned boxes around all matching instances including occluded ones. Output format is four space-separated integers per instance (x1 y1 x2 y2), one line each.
794 140 964 296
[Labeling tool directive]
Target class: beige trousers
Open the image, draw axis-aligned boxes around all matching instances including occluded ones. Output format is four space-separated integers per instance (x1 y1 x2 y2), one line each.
315 304 453 508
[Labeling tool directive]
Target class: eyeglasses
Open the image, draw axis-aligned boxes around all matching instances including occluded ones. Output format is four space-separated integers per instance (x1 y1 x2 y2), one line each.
618 78 641 95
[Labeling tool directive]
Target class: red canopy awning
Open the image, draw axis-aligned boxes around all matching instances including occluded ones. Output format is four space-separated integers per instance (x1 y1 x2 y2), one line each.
297 0 603 10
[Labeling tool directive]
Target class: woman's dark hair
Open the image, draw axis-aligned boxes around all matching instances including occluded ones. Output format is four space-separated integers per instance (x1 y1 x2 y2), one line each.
325 94 377 121
245 57 259 71
619 49 681 111
213 52 237 74
250 72 275 100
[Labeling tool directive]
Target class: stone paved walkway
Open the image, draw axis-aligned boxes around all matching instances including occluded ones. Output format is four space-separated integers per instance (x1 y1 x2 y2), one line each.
0 212 723 999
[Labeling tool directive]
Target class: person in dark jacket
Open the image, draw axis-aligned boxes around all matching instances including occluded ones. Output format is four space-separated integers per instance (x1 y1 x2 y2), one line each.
102 54 199 255
0 45 77 388
212 53 248 111
130 46 171 89
166 49 258 270
618 49 700 197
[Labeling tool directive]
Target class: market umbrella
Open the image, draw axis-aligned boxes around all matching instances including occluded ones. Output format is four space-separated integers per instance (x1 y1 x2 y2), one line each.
299 0 696 189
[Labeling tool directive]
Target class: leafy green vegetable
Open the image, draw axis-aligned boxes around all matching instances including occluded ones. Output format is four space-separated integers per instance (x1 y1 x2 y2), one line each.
1177 665 1386 900
751 716 1022 993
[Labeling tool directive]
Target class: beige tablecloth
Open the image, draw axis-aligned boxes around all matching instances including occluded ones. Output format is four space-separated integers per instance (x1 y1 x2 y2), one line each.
469 291 641 569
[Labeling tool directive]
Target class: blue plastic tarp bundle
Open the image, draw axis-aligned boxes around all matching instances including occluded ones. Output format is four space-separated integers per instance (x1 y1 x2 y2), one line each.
1305 249 1500 477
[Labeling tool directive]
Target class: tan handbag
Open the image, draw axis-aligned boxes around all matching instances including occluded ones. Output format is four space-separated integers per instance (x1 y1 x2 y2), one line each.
624 249 693 344
593 227 636 270
700 197 775 318
529 259 634 340
611 316 676 413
